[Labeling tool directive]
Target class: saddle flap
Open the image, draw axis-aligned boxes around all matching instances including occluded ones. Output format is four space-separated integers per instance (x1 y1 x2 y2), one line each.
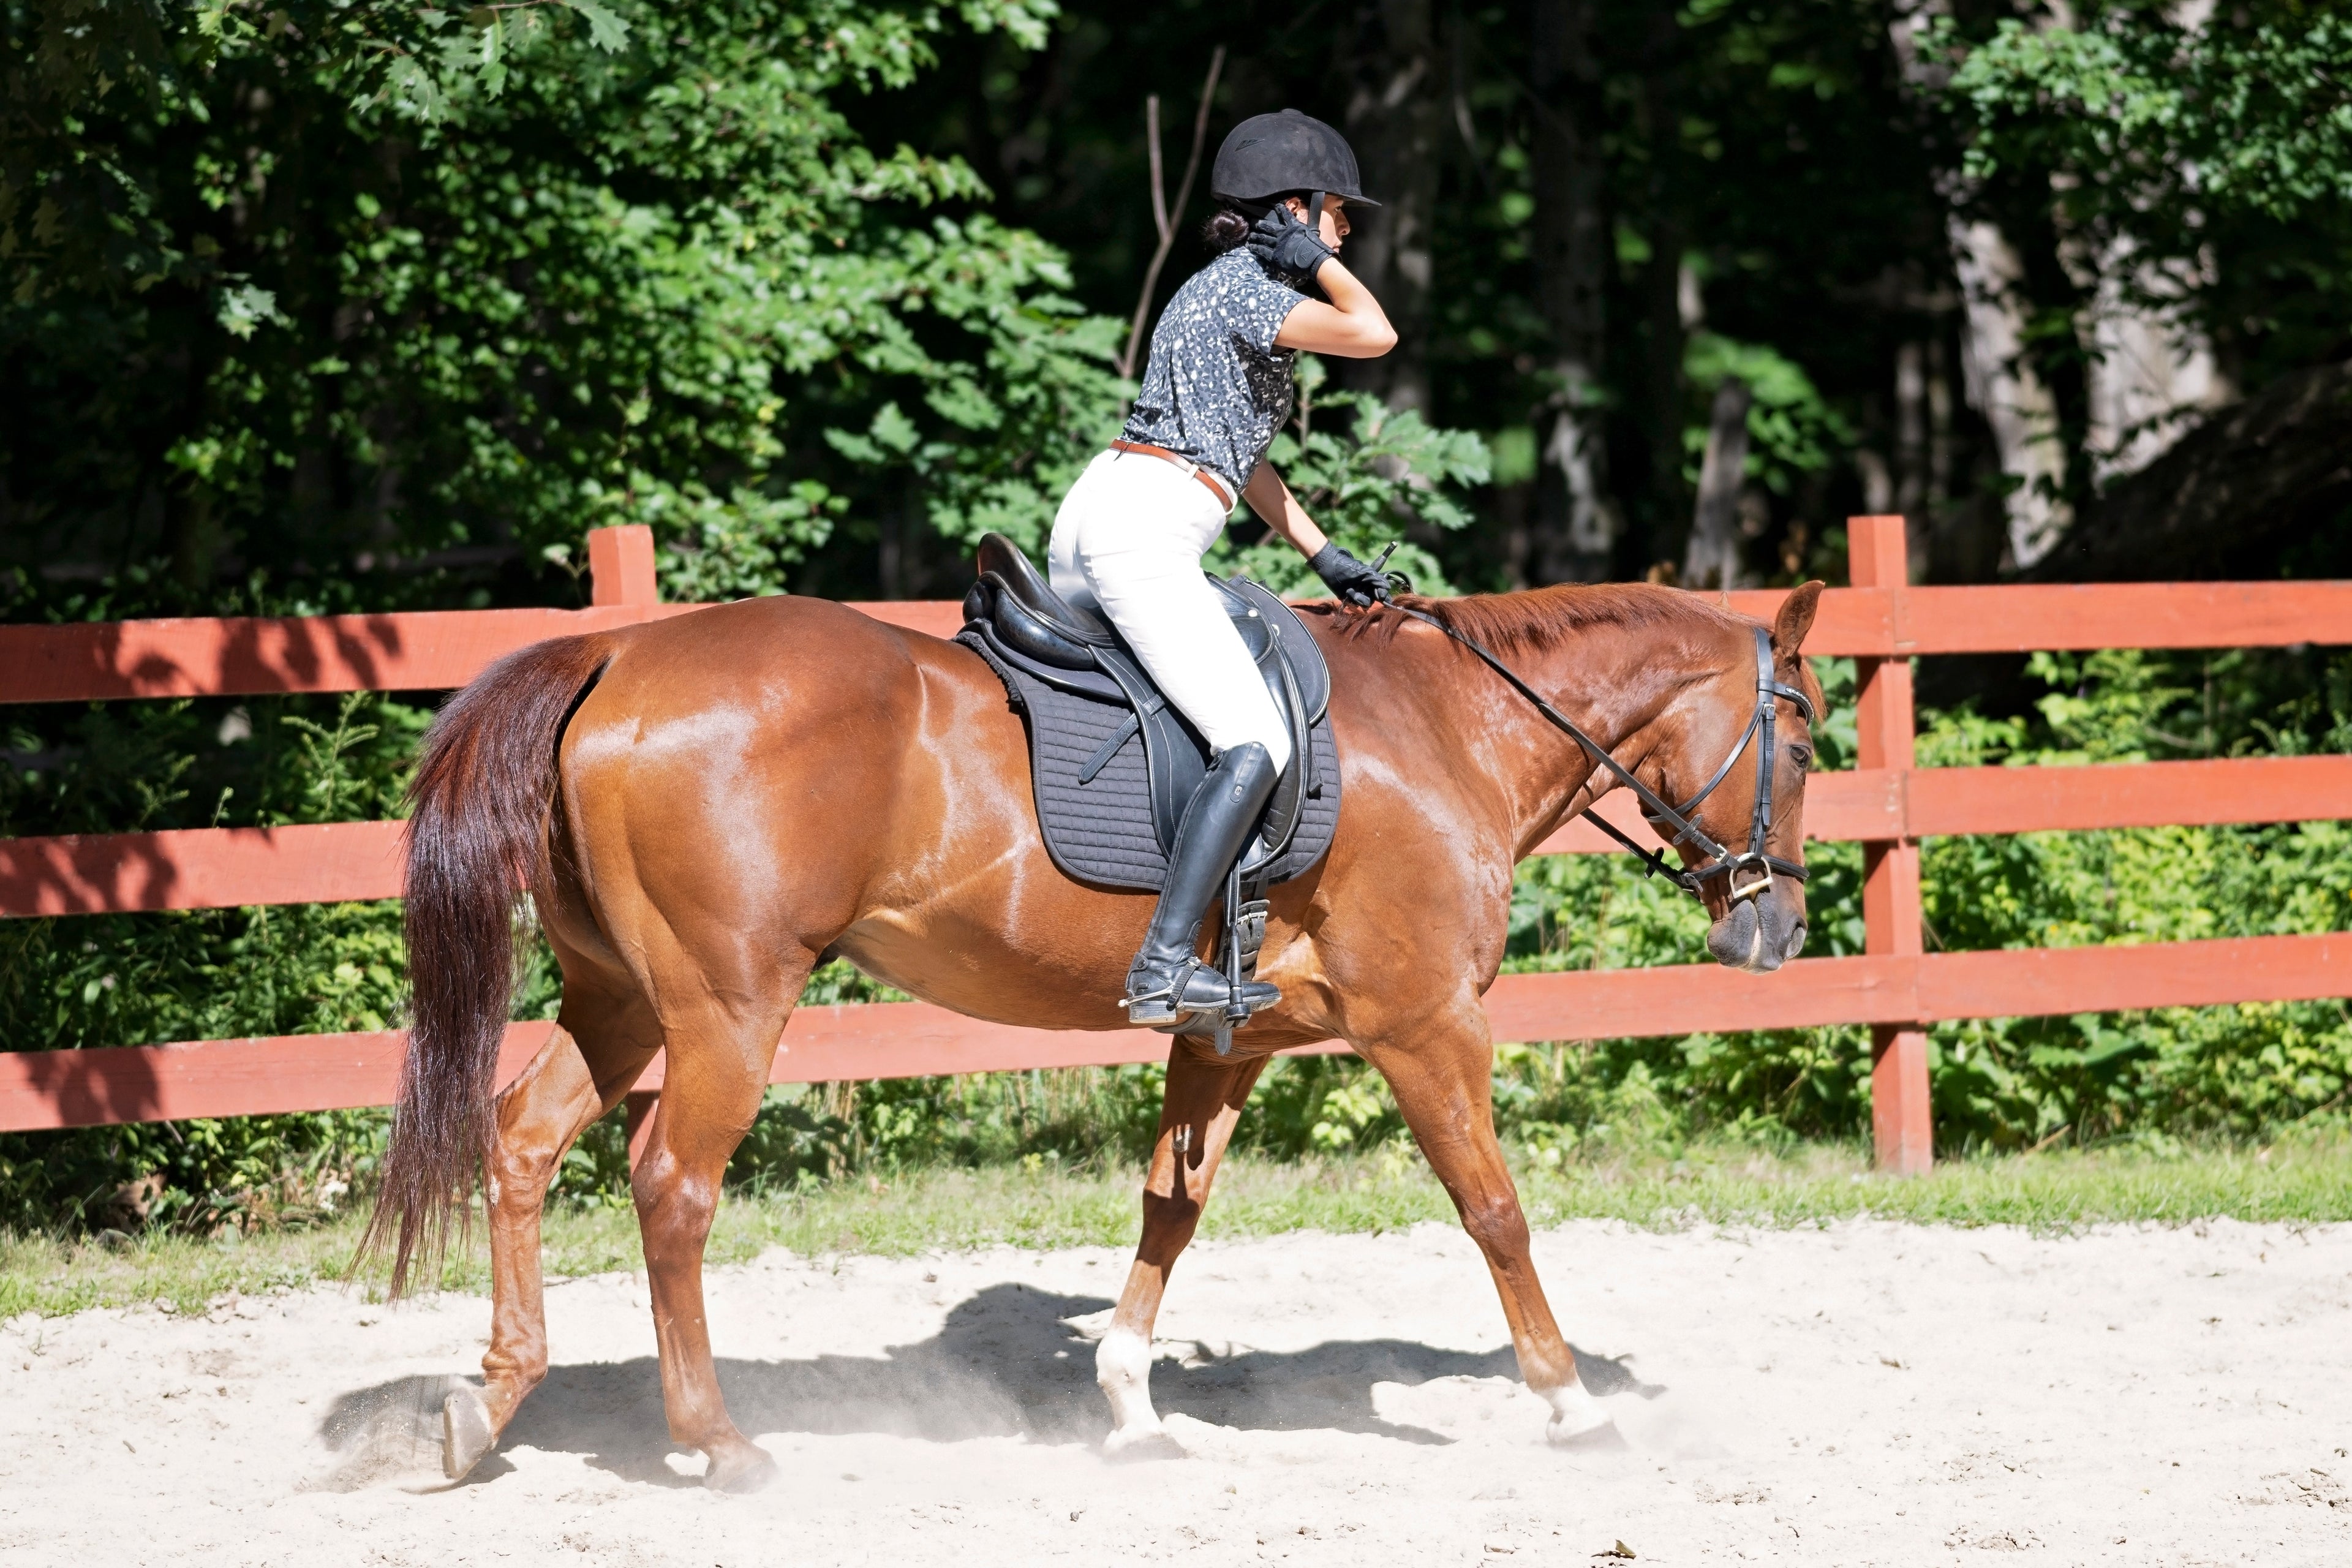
1089 642 1209 855
1244 644 1313 871
1224 578 1332 724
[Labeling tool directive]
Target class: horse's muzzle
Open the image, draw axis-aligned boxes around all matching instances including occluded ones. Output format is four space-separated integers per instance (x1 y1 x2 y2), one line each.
1705 891 1807 974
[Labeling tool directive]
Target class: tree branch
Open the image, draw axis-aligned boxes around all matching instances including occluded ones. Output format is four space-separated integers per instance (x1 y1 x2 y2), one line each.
1119 47 1226 382
1147 96 1169 244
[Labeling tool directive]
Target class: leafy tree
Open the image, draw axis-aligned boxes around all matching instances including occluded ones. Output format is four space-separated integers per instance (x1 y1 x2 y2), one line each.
1208 355 1491 597
1938 4 2352 230
1 0 1117 607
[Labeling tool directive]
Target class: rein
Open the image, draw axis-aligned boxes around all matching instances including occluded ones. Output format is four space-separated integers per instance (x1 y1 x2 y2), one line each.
1390 605 1814 903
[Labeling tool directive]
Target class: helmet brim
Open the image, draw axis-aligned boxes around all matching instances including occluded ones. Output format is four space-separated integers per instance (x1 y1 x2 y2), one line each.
1211 190 1383 210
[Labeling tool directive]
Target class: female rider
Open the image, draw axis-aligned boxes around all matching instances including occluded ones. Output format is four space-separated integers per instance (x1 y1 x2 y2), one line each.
1047 109 1399 1028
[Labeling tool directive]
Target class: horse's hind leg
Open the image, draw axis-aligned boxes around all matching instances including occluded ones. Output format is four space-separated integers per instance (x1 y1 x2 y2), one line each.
1098 1043 1268 1456
445 985 658 1480
630 966 809 1493
1360 1008 1617 1447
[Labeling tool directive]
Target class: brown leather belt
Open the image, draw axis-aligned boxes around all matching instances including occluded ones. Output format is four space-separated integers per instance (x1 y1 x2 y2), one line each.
1109 440 1237 511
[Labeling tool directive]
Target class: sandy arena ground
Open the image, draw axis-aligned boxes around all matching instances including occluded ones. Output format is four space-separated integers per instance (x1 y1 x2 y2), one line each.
1 1219 2346 1566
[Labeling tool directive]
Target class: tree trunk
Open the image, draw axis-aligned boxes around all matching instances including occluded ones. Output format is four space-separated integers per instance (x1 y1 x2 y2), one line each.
1684 377 1752 590
2080 235 2233 483
1527 0 1619 583
1896 339 1926 519
2027 358 2352 582
1948 215 2071 572
1636 0 1689 572
1341 0 1441 416
1889 0 2068 579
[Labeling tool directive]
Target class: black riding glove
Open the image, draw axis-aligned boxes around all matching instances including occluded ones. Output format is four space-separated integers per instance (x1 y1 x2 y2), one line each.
1247 204 1334 284
1309 542 1392 608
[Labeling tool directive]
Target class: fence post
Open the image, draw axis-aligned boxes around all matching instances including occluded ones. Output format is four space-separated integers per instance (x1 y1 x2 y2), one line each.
588 525 660 607
1849 514 1932 1174
592 525 663 1143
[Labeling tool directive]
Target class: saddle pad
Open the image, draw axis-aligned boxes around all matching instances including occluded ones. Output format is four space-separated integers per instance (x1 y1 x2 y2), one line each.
959 631 1341 894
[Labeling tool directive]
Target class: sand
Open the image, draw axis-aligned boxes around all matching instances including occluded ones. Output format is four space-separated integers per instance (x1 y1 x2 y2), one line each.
1 1217 2346 1565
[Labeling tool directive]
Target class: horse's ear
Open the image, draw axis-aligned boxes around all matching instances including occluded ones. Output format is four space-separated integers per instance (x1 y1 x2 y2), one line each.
1773 580 1825 660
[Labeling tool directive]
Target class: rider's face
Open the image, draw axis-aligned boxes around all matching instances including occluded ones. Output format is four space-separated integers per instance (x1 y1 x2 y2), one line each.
1283 194 1350 251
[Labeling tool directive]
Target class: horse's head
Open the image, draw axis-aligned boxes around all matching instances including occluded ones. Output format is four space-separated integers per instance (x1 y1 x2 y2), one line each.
1653 581 1825 974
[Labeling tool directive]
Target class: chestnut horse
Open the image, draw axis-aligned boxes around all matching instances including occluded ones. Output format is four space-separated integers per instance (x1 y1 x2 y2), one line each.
368 578 1825 1488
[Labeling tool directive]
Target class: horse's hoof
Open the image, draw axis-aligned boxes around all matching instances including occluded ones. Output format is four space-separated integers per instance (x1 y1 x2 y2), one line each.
1102 1425 1186 1463
703 1440 778 1494
442 1387 497 1480
1547 1415 1626 1452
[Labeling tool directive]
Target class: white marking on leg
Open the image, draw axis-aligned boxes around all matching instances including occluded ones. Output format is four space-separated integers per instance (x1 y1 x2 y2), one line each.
1096 1327 1163 1449
1542 1378 1616 1445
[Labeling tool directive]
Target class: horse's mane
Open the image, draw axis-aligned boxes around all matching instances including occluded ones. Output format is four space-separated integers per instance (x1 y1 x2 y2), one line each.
1304 582 1746 656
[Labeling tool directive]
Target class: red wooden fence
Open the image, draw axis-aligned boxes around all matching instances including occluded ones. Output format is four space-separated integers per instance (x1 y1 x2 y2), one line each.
5 518 2349 1172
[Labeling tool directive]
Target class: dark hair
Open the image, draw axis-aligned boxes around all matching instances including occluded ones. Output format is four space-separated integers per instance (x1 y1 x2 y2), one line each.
1201 206 1253 253
1200 194 1290 254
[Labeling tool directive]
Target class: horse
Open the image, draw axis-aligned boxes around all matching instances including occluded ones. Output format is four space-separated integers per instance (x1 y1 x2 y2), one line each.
366 575 1826 1489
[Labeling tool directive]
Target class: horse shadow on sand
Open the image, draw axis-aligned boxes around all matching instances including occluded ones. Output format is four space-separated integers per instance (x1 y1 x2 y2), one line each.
314 1281 1663 1490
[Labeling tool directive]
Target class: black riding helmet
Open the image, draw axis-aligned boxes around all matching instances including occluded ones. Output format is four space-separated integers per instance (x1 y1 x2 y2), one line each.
1210 109 1379 237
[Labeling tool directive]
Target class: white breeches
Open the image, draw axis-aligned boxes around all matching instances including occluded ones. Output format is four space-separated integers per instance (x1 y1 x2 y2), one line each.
1049 450 1292 775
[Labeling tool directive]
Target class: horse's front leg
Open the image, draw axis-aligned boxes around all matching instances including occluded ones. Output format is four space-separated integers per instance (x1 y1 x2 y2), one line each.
1098 1041 1270 1457
1359 1003 1617 1447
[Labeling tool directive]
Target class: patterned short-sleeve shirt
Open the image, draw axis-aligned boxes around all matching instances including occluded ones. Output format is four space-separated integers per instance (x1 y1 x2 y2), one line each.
1120 247 1307 496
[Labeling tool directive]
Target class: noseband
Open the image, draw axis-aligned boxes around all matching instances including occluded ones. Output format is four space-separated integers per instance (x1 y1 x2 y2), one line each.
1395 609 1814 903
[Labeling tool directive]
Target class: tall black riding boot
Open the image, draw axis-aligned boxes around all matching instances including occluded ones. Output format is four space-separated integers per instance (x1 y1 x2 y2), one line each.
1122 742 1284 1026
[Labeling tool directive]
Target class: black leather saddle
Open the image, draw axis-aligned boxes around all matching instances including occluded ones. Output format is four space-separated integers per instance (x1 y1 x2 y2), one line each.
959 532 1334 880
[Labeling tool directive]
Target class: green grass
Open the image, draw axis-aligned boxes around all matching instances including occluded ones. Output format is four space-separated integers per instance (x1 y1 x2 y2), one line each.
4 1138 2346 1320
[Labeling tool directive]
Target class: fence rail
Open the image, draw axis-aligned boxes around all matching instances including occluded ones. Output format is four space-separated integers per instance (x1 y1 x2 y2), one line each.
3 518 2346 1170
9 582 2348 707
14 753 2351 918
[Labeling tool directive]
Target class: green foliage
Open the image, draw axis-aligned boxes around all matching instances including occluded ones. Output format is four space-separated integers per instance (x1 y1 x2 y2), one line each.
1937 5 2352 225
0 690 430 1234
1909 648 2352 1148
1207 355 1491 597
1926 0 2352 405
2 0 1120 610
1681 333 1855 498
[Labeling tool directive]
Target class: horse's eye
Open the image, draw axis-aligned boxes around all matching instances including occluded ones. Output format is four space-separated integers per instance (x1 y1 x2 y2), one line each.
1788 744 1814 771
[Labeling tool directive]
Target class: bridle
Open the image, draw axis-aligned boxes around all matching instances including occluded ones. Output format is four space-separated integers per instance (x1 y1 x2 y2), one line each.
1393 608 1814 903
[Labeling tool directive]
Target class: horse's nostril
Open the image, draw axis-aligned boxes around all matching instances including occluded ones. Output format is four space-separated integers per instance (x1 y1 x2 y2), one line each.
1784 921 1807 961
1705 899 1762 969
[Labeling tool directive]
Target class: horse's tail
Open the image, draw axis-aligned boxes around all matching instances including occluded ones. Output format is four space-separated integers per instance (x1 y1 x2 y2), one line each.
362 633 612 1295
